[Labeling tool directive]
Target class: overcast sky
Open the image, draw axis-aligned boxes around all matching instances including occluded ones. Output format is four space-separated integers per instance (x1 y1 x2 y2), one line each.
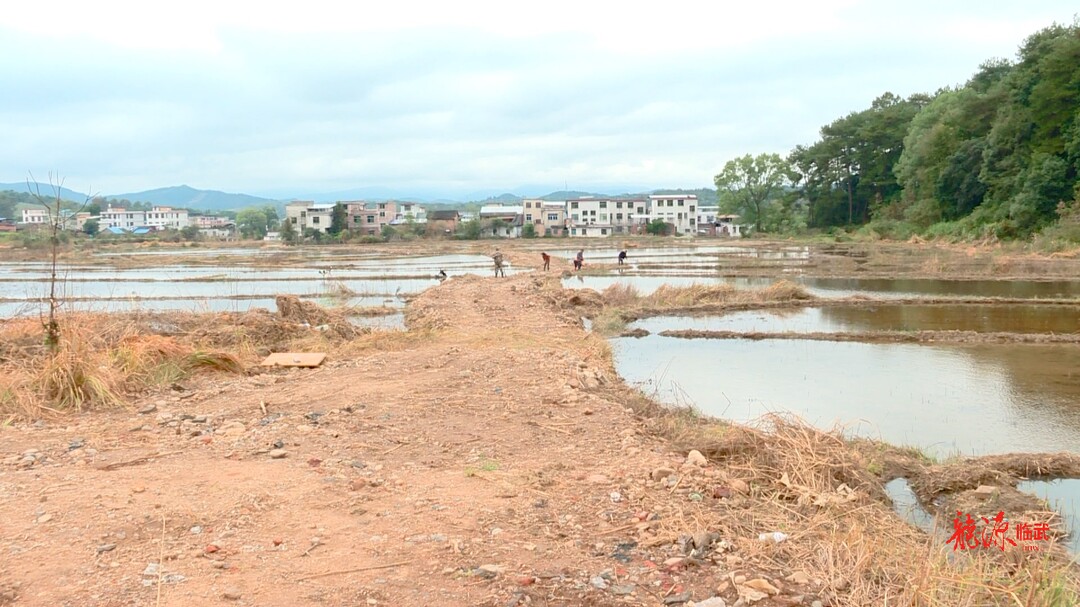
1 2 1077 200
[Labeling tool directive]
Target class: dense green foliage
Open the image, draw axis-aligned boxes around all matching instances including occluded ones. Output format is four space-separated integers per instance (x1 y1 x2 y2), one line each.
722 21 1080 242
235 205 279 239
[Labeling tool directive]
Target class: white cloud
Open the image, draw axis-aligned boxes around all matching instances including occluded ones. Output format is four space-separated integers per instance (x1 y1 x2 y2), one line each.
1 1 1077 197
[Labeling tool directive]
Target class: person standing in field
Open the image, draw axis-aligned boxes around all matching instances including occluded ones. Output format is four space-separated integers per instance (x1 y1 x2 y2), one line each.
492 248 506 277
541 252 551 271
574 249 584 271
617 250 627 265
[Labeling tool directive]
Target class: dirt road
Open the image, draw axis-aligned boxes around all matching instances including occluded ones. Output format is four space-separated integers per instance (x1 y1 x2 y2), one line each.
1 273 791 606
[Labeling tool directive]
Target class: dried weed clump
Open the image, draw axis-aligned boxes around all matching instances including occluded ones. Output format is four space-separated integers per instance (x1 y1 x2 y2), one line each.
588 280 815 320
0 308 270 419
625 402 1080 606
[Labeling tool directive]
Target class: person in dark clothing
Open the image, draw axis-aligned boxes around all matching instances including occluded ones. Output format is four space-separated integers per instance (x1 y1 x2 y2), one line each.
617 250 627 265
574 249 584 271
541 252 551 271
437 269 448 280
492 248 506 277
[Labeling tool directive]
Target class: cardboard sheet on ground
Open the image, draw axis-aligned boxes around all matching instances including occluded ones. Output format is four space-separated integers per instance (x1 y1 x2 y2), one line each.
260 352 326 368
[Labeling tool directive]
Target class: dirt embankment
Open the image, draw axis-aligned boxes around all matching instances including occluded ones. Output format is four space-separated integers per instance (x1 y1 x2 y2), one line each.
1 273 1077 606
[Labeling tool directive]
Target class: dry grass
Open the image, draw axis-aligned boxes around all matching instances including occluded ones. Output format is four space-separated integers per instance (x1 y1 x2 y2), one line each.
611 382 1080 605
0 303 341 417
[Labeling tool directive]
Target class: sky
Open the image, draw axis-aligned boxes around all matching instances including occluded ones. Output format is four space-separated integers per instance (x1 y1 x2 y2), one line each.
1 1 1077 200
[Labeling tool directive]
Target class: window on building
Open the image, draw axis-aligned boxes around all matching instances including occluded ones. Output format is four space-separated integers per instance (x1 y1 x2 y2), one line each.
367 215 375 223
615 213 623 221
616 202 623 209
570 202 578 209
636 207 644 214
547 213 558 221
589 210 596 216
525 214 532 222
678 199 685 205
599 201 607 209
690 218 696 225
572 214 579 221
601 228 608 235
690 206 695 212
312 216 320 224
353 216 361 223
599 214 608 222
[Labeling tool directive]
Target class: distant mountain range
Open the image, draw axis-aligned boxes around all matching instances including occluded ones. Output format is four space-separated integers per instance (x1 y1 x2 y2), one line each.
0 181 95 204
1 182 718 212
108 185 281 211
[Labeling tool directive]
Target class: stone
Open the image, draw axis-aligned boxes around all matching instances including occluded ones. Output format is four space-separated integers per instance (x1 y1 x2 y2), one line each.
686 450 707 467
96 543 117 554
651 467 676 482
269 449 287 459
223 588 242 600
691 599 727 607
610 584 636 595
217 421 246 437
664 591 692 605
811 602 823 607
138 404 157 414
36 513 52 524
786 571 811 585
730 479 750 494
743 579 779 595
973 485 997 499
589 575 609 590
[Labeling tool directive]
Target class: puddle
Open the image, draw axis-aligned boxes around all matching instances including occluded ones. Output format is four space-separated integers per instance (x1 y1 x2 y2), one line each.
1017 479 1080 553
630 305 1080 335
885 478 937 534
612 336 1080 456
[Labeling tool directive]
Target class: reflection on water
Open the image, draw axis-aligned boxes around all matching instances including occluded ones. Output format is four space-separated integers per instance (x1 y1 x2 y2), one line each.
611 335 1080 456
630 305 1080 335
1016 479 1080 552
0 296 402 318
565 275 1080 300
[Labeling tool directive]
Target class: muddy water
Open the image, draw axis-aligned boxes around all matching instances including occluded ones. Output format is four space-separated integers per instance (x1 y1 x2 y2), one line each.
0 296 403 318
1016 479 1080 552
630 305 1080 335
611 335 1080 456
565 275 1080 300
0 253 513 317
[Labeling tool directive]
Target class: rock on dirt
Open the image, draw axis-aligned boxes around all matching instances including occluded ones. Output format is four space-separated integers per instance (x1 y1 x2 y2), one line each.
686 450 707 467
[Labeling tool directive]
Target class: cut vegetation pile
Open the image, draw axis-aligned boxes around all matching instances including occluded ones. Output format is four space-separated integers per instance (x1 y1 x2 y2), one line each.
583 280 816 335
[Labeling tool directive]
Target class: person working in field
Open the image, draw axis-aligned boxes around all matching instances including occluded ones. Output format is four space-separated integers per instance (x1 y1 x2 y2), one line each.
492 248 506 277
617 250 627 265
541 252 551 271
574 249 584 271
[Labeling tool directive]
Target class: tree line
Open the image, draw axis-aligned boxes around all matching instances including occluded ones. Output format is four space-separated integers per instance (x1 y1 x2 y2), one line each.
717 20 1080 243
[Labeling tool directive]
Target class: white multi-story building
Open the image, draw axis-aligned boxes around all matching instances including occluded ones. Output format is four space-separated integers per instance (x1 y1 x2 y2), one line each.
21 209 49 225
285 200 335 234
647 194 698 236
101 206 147 229
566 197 645 237
144 206 189 230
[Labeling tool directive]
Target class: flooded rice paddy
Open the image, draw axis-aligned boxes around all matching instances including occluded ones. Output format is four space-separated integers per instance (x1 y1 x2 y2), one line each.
0 253 510 317
6 241 1080 539
630 305 1080 335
